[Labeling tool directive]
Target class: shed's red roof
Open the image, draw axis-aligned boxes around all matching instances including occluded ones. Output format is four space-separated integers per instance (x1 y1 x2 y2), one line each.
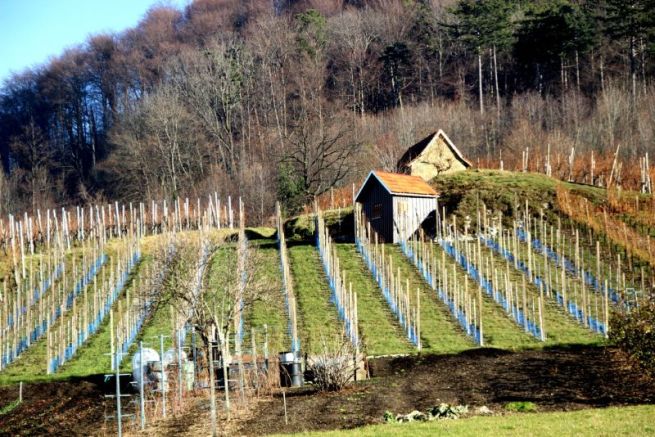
373 170 438 196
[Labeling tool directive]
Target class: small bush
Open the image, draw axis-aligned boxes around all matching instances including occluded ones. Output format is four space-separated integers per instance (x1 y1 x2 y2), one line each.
308 338 357 392
610 297 655 376
383 411 397 423
505 401 537 413
428 403 469 419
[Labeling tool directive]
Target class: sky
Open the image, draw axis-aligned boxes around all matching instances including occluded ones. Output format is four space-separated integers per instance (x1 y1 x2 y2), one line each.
0 0 189 83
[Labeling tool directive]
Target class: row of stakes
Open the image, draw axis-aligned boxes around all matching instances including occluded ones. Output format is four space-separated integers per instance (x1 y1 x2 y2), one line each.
316 209 361 352
0 194 242 311
1 194 244 374
353 205 421 350
391 205 544 343
479 205 619 335
47 241 140 373
276 203 300 354
1 237 108 370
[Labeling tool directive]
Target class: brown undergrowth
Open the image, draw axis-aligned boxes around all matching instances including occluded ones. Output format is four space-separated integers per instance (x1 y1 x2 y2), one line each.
556 185 655 267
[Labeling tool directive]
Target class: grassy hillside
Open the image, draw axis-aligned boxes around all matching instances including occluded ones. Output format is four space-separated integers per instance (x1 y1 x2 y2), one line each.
0 243 139 384
476 242 602 346
288 244 343 354
383 245 473 354
432 170 604 223
243 240 289 356
334 244 415 356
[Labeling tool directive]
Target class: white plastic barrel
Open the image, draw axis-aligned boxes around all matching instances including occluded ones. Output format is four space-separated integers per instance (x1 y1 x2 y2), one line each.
162 348 187 367
132 347 160 387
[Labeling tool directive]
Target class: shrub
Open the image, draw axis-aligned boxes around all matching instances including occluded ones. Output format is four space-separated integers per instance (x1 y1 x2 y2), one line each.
610 297 655 376
505 401 538 413
428 403 469 419
308 338 357 392
383 411 397 423
0 399 20 416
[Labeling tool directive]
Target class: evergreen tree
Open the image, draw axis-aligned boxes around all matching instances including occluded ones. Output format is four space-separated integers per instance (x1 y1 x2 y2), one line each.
514 0 595 93
602 0 654 100
449 0 516 114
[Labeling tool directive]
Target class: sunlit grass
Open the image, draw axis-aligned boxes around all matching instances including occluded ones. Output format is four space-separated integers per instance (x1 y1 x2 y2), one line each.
282 404 655 437
383 244 473 354
288 244 344 355
334 244 414 356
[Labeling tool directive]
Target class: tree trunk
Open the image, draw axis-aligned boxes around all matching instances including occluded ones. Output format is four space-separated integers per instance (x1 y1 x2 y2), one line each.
575 50 581 91
208 342 218 436
478 51 484 116
359 66 365 118
221 340 231 417
438 35 443 80
640 37 647 95
493 45 500 116
630 36 637 102
600 54 605 93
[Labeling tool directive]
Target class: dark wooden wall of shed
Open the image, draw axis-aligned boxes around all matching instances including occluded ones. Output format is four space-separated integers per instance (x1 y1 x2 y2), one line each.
356 177 394 243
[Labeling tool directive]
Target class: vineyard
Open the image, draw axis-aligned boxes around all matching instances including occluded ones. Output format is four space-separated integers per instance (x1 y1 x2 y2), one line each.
0 171 654 435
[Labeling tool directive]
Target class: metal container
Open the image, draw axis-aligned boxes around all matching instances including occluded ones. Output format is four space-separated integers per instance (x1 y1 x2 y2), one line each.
279 351 303 387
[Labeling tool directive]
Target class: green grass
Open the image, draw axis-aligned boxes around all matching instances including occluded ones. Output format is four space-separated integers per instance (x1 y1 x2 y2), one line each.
282 404 655 436
433 170 605 222
476 242 602 347
521 222 647 294
505 401 538 413
383 245 473 354
507 236 618 324
285 208 353 242
126 251 188 365
245 227 277 240
288 244 344 354
0 245 128 384
243 240 290 355
0 399 20 416
433 170 654 285
58 254 153 377
335 244 415 356
430 243 539 350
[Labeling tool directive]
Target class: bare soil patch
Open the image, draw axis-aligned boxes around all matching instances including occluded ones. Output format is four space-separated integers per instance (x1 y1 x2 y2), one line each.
236 345 655 435
2 346 654 436
0 375 109 436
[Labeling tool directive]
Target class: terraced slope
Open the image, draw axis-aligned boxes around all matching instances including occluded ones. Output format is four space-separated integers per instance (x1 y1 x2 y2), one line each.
124 249 189 363
287 244 343 354
58 253 153 377
243 240 289 356
430 244 539 350
384 245 474 354
0 246 130 384
478 243 602 346
335 244 414 356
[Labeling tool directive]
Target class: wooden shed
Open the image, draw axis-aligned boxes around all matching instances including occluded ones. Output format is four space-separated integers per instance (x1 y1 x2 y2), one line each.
397 129 472 181
354 170 438 243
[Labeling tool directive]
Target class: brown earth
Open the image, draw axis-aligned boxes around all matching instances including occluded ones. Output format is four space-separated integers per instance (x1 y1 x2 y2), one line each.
1 346 654 436
0 375 111 436
237 345 655 435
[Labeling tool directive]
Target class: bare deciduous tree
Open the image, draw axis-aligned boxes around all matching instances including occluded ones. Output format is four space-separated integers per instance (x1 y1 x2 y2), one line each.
108 82 207 200
281 113 361 209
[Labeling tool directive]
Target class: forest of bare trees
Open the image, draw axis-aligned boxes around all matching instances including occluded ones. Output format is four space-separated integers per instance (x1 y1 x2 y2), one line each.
1 0 654 221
